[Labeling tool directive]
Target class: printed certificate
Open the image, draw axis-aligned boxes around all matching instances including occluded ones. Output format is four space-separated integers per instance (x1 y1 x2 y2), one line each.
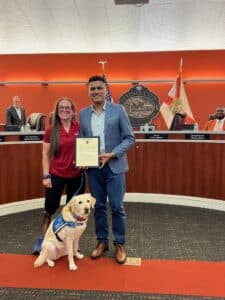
75 137 99 167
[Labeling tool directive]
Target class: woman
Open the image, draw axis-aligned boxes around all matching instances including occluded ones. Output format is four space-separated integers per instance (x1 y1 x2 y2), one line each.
32 97 85 255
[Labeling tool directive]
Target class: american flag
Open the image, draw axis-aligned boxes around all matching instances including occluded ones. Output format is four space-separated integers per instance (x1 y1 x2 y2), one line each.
103 73 113 103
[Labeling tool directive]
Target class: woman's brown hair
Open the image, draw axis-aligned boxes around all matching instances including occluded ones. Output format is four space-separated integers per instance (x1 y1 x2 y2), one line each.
49 97 75 158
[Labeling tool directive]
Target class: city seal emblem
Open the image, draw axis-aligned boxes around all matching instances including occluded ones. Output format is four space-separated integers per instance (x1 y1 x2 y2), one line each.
119 84 160 127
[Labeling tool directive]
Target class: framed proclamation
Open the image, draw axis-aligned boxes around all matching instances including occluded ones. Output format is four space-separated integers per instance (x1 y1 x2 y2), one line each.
75 137 100 167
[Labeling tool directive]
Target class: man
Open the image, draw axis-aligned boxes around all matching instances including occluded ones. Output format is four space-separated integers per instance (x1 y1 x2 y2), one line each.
204 106 225 131
79 75 135 264
5 96 26 127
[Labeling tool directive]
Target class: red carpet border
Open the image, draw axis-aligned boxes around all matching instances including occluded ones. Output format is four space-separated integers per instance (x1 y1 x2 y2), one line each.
1 254 225 298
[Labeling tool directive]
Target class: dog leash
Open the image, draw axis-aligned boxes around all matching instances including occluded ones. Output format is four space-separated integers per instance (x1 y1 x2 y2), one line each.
68 172 85 202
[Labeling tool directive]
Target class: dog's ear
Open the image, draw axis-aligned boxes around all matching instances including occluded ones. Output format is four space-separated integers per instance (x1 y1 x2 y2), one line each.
63 196 76 215
86 193 96 208
91 196 96 209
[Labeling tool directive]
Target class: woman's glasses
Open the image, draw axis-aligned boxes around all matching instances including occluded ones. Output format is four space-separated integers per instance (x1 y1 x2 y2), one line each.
58 106 72 111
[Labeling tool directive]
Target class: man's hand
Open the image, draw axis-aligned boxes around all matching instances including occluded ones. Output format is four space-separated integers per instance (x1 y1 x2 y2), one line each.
99 152 115 169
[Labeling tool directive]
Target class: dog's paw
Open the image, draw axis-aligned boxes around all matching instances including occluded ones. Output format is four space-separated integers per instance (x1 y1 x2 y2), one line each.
47 259 55 267
75 252 84 260
69 263 78 271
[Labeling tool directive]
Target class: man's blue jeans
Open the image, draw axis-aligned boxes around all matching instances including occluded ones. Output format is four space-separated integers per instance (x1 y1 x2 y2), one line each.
87 164 126 245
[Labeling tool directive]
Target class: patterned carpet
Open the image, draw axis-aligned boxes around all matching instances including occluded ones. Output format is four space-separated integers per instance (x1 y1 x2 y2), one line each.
0 202 225 299
0 288 224 300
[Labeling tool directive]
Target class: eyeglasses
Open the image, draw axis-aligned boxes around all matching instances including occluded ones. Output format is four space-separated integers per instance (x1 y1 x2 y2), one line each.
90 86 104 91
58 106 72 111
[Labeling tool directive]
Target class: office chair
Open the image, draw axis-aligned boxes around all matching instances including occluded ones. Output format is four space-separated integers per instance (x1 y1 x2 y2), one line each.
27 113 46 131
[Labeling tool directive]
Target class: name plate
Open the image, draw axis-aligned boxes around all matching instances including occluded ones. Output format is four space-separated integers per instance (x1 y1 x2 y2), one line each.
145 133 168 140
20 134 43 141
185 133 210 140
0 136 5 142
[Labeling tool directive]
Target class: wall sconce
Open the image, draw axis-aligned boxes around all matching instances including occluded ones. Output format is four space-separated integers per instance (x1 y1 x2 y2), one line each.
41 81 49 86
131 81 139 86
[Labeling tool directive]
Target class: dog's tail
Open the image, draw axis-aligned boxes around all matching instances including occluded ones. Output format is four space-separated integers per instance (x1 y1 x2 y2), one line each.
34 251 47 268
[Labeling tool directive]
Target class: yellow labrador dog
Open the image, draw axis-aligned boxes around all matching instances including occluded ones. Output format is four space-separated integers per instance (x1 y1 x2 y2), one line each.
34 193 95 271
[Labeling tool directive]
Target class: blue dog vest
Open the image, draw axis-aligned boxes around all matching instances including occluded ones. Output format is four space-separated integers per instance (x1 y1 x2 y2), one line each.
52 213 85 242
53 214 76 234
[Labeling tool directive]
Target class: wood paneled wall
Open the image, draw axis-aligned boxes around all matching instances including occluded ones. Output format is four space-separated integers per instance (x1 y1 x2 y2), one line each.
1 139 224 204
0 143 43 203
127 142 225 200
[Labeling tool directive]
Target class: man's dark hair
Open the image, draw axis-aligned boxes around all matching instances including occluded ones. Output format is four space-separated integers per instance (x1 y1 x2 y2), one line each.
88 75 106 84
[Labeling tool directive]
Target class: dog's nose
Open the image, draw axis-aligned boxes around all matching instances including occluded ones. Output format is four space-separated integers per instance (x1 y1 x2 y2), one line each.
84 208 89 214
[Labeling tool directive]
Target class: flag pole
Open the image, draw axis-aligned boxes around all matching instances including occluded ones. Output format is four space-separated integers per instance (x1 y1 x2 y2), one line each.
99 61 107 74
179 57 183 76
98 61 113 103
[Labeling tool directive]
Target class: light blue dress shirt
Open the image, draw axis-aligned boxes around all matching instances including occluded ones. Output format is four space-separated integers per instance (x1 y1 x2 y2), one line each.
91 103 106 153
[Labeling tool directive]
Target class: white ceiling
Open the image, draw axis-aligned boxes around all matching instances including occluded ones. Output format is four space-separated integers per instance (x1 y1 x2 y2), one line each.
0 0 224 54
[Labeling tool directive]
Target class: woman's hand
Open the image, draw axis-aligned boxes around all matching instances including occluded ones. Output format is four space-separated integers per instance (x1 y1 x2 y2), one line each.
42 178 52 188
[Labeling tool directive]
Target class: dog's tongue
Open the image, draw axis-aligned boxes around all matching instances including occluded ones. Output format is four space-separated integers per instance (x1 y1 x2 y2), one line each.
75 215 86 222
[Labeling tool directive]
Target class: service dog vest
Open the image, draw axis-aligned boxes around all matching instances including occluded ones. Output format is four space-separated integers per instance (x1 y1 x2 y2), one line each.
53 214 84 242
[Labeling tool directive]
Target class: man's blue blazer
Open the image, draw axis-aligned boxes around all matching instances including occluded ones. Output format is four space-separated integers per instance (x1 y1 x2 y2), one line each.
79 102 135 174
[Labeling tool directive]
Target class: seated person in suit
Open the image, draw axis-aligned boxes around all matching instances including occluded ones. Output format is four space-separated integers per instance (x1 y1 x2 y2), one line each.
5 96 26 127
204 106 225 131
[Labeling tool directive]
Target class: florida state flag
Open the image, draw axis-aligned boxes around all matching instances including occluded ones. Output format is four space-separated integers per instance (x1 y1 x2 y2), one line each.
160 59 195 129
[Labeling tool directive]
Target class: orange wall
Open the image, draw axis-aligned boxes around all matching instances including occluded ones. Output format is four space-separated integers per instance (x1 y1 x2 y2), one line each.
0 50 225 129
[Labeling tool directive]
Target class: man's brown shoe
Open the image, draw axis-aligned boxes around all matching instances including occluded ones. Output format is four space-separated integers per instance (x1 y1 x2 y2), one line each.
90 242 108 259
115 244 127 264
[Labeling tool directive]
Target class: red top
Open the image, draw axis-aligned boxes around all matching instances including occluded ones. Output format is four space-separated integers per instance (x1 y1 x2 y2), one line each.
44 121 81 178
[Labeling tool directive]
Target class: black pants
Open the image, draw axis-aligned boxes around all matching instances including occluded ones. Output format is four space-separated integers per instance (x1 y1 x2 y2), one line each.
44 173 86 216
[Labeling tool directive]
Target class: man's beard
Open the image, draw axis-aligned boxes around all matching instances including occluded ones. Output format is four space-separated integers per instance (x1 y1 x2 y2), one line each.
217 115 225 120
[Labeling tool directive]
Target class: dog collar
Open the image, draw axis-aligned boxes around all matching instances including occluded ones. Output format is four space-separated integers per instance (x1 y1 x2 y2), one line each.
73 214 87 223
